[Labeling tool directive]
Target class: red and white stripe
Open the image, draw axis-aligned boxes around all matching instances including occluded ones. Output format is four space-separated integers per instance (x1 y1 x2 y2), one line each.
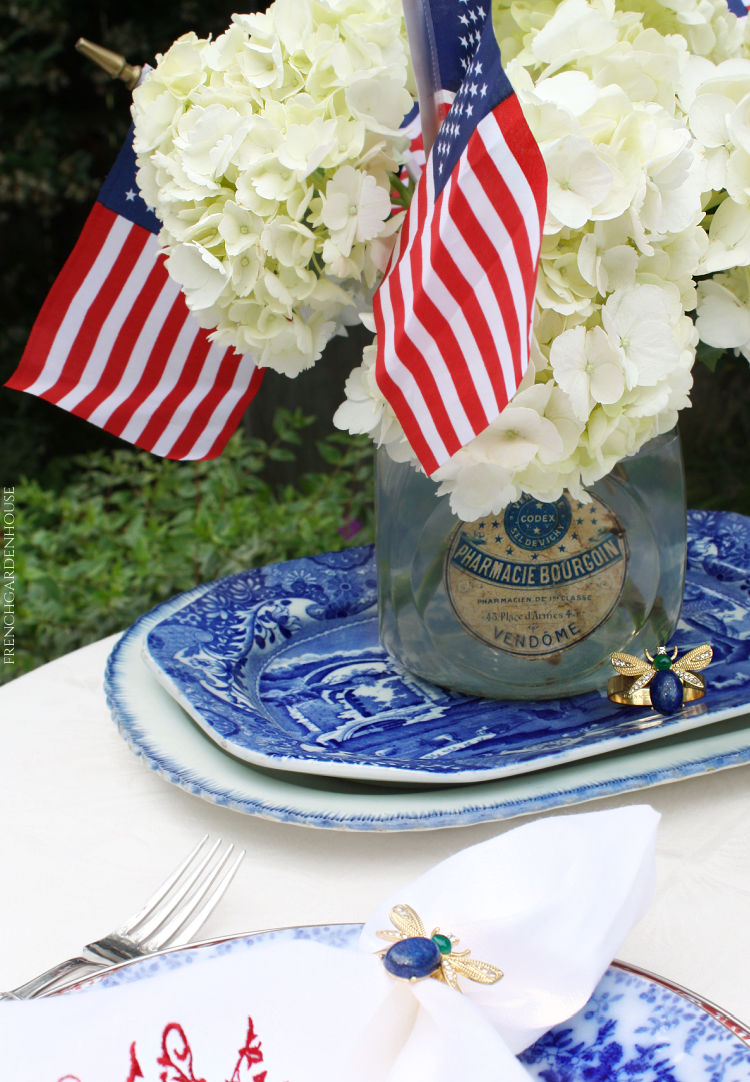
401 97 453 182
8 203 262 460
375 96 545 476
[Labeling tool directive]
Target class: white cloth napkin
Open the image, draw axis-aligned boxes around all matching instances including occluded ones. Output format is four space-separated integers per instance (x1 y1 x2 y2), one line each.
0 805 659 1082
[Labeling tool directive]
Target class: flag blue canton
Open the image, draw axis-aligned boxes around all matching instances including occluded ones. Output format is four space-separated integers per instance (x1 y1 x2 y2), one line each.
98 127 160 235
726 0 746 15
432 6 514 196
428 0 490 92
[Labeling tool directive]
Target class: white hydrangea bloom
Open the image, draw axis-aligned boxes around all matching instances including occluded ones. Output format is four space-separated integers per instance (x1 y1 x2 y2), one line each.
334 0 750 519
696 267 750 360
132 0 413 376
700 196 750 273
318 166 393 256
550 325 626 421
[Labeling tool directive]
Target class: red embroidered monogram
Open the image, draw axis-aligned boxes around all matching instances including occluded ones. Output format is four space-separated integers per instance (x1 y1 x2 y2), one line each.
229 1017 266 1082
157 1022 206 1082
58 1015 284 1082
127 1041 144 1081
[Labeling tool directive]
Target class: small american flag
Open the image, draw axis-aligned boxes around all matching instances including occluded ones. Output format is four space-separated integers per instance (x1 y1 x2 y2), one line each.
374 0 546 476
6 129 263 460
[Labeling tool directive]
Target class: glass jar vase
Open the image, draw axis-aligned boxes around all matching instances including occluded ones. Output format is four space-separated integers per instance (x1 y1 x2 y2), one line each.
376 429 686 700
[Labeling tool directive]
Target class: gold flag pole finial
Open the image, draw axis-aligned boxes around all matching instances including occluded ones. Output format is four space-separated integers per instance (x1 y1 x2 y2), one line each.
75 38 142 90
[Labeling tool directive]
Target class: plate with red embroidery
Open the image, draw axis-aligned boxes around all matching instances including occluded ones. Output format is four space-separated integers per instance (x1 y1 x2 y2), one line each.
63 924 749 1081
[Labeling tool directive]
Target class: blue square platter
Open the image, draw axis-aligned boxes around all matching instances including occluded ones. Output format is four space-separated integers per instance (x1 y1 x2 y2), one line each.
141 510 750 785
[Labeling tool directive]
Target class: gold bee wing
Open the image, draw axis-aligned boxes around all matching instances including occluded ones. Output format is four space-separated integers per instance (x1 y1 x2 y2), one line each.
375 930 404 945
449 954 504 986
438 955 461 991
673 644 713 675
389 904 426 938
610 652 652 677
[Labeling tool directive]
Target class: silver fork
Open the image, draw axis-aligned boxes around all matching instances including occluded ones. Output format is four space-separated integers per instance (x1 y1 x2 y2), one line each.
2 835 244 999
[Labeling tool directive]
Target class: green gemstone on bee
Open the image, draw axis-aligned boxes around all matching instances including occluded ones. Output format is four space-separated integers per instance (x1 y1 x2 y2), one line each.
431 933 452 955
653 653 672 671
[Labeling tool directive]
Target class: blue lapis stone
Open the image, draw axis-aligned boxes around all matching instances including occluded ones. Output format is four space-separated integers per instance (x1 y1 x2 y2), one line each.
651 670 683 714
383 936 442 980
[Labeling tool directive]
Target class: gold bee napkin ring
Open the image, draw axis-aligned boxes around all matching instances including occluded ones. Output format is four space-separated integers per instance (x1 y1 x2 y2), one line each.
376 904 503 992
607 644 712 714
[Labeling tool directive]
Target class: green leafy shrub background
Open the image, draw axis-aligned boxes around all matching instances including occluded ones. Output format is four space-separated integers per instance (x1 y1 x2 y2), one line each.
6 415 374 681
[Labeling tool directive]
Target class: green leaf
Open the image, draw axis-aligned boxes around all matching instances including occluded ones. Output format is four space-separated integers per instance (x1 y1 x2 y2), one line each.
695 341 728 373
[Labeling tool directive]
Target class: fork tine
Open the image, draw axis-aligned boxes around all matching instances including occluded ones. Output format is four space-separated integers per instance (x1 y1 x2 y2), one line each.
141 845 244 952
2 836 243 1000
171 846 245 946
118 835 217 940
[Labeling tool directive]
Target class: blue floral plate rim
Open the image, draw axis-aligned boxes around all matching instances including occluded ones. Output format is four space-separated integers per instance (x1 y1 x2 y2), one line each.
141 509 750 784
63 923 750 1077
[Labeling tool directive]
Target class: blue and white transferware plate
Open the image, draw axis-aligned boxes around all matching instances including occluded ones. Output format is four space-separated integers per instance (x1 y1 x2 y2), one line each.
105 587 750 829
142 511 750 784
70 924 750 1080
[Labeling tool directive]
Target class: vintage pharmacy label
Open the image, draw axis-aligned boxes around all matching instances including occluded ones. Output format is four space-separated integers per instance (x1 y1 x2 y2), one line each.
444 492 628 657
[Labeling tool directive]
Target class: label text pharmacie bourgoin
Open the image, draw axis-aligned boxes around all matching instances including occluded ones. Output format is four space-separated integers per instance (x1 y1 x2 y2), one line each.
450 531 624 588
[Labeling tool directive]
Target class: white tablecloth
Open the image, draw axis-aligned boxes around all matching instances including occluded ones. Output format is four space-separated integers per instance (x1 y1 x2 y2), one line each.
1 634 749 1021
